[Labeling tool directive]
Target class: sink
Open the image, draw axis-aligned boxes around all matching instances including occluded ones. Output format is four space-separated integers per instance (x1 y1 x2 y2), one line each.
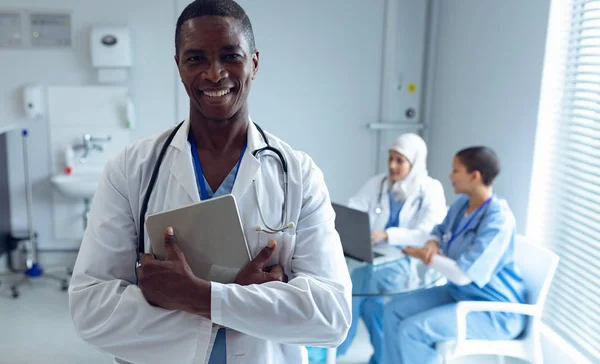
51 173 102 199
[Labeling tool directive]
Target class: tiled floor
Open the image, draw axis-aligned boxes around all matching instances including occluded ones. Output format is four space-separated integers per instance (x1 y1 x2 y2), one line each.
0 276 110 364
0 253 510 364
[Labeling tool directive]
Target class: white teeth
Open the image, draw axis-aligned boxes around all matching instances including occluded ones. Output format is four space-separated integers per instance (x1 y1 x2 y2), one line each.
203 89 230 97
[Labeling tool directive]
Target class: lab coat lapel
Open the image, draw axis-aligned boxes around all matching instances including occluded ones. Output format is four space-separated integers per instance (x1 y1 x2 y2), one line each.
232 153 260 200
231 122 266 199
166 119 266 202
399 193 418 226
167 119 201 204
373 179 390 230
170 149 201 204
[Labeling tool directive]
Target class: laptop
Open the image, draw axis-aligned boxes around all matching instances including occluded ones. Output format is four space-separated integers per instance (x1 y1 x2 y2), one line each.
332 203 405 265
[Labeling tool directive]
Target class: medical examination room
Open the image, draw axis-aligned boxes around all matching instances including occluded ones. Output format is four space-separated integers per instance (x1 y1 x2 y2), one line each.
0 0 598 363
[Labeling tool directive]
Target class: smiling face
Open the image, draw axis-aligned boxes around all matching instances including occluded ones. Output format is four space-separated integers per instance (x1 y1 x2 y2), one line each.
175 16 259 122
450 156 482 194
388 150 411 182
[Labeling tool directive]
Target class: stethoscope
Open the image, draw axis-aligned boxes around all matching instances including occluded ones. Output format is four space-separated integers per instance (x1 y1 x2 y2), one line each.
374 176 425 215
443 196 493 252
136 121 294 264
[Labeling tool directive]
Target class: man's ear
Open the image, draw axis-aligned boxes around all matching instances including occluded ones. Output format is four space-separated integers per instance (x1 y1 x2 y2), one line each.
251 50 260 80
174 55 183 83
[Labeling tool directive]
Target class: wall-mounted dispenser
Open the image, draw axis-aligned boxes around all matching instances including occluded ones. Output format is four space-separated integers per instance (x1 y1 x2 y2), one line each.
23 84 45 119
90 26 132 83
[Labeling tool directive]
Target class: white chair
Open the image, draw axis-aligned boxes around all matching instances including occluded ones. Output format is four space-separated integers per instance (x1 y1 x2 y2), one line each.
436 235 559 364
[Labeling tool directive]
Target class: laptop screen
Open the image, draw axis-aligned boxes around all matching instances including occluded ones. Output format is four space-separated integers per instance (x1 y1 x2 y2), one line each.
332 203 374 264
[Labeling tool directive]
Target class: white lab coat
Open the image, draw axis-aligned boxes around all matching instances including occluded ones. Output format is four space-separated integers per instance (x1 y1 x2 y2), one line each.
68 120 352 364
348 173 446 246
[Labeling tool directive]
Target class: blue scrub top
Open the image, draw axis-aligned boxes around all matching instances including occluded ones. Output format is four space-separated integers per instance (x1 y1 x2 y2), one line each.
385 191 404 230
430 194 526 304
189 133 244 364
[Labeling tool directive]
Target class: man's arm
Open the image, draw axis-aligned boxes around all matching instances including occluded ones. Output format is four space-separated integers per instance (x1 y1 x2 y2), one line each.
209 154 352 347
69 151 212 364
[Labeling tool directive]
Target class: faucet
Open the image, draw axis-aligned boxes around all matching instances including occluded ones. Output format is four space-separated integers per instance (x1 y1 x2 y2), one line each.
73 134 112 163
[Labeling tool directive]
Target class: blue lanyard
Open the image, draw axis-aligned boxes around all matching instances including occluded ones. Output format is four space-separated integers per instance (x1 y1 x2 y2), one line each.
447 196 493 250
188 133 247 201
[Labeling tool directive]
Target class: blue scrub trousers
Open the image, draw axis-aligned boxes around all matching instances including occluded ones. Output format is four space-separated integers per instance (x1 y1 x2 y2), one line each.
382 285 526 364
337 260 412 364
337 295 383 364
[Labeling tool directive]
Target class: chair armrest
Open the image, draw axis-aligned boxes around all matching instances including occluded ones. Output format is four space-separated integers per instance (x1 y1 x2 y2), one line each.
456 301 539 317
454 301 540 354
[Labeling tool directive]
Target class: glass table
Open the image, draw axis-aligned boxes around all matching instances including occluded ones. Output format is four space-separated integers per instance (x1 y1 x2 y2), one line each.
347 256 445 296
316 256 446 364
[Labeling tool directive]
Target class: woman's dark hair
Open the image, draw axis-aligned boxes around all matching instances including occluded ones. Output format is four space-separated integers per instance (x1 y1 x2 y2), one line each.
455 146 500 186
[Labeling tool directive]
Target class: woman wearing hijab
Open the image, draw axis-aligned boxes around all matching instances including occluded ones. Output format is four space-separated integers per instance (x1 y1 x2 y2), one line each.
337 133 447 364
382 146 526 364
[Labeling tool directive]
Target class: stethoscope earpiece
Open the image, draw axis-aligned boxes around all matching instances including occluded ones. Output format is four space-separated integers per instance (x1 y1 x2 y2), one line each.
254 221 295 233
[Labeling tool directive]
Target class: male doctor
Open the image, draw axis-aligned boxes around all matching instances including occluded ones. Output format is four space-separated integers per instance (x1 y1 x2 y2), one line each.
68 1 352 363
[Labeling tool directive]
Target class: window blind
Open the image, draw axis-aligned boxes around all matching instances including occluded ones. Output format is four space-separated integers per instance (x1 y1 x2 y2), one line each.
530 0 600 361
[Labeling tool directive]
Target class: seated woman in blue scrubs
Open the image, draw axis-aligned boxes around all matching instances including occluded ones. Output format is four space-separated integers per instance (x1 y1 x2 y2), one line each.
337 134 446 364
382 146 527 364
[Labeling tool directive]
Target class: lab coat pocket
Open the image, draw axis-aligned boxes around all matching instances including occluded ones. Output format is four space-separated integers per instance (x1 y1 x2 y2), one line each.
255 231 297 278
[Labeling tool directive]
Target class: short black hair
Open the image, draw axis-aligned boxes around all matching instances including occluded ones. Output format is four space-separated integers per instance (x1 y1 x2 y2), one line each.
455 146 500 186
175 0 256 55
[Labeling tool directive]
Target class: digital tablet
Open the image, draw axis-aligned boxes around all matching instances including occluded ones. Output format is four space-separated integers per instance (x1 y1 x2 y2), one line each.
146 194 251 283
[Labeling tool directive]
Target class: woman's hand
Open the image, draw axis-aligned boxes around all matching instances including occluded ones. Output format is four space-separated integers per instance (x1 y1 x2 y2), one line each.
371 231 388 244
402 246 421 259
402 240 440 265
420 240 441 266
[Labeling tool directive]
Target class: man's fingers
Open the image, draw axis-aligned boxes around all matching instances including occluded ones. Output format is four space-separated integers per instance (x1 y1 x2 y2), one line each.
136 266 143 282
253 240 276 268
140 253 155 265
163 226 184 261
269 264 286 282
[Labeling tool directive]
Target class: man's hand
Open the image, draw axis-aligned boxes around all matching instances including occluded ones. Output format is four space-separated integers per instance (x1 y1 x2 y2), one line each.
371 230 388 244
136 226 211 318
235 240 288 286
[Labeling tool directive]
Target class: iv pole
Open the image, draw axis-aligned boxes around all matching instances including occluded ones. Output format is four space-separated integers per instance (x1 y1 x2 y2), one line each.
21 129 43 277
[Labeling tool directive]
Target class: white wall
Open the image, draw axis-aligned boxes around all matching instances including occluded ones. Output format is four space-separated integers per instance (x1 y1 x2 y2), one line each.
1 0 178 249
47 86 132 240
424 0 551 233
3 0 413 249
176 0 392 206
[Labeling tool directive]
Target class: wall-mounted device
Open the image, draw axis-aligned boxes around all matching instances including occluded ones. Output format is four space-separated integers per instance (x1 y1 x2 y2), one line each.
91 26 132 83
0 12 23 47
23 84 46 119
379 0 426 124
0 10 71 48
